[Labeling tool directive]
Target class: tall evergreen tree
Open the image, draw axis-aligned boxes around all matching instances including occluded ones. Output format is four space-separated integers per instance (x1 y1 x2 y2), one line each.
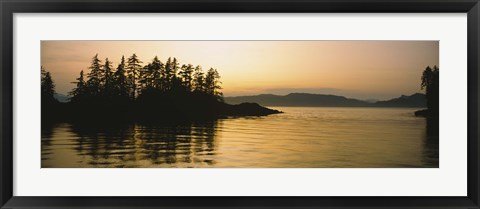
102 58 114 97
179 64 194 91
139 64 151 91
205 67 222 98
171 57 179 76
86 54 103 96
421 65 439 114
139 56 164 91
41 66 56 102
113 56 129 98
69 70 87 102
126 53 143 98
164 57 181 91
193 65 205 92
164 57 174 90
150 56 164 90
170 58 182 91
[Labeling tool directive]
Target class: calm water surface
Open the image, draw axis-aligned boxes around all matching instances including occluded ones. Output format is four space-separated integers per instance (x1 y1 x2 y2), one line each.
41 107 439 168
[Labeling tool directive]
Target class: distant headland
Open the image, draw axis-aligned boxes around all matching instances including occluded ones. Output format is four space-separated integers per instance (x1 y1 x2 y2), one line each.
225 92 427 108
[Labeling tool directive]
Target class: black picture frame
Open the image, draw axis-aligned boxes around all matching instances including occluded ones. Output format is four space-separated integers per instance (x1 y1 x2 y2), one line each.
1 0 479 208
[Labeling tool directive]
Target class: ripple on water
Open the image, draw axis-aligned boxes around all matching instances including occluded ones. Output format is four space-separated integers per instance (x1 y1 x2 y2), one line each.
41 107 438 168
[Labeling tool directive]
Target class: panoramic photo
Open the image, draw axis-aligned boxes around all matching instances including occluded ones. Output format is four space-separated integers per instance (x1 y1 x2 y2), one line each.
41 41 439 168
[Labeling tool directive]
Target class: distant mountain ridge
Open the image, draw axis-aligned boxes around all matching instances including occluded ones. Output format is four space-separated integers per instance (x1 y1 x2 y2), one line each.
224 93 426 107
374 93 426 107
54 93 70 103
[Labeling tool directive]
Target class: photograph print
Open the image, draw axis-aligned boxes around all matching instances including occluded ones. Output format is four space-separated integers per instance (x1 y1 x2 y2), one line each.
41 41 439 168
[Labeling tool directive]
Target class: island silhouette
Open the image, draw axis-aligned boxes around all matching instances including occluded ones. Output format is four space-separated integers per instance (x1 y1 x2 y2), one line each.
41 54 282 124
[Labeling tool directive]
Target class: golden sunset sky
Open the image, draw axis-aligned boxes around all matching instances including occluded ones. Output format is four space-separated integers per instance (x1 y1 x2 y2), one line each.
41 41 438 100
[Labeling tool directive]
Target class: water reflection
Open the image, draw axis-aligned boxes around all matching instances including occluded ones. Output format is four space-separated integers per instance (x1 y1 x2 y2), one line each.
41 123 55 162
42 121 219 168
422 117 439 167
41 107 440 168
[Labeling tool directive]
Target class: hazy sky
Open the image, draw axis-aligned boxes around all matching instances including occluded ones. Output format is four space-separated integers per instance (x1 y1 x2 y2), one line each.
41 41 438 100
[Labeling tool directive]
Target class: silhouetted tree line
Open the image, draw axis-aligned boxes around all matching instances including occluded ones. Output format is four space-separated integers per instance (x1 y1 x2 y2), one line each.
69 54 223 103
42 53 279 124
41 66 62 122
420 65 439 117
41 67 56 103
42 54 227 122
417 65 439 147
